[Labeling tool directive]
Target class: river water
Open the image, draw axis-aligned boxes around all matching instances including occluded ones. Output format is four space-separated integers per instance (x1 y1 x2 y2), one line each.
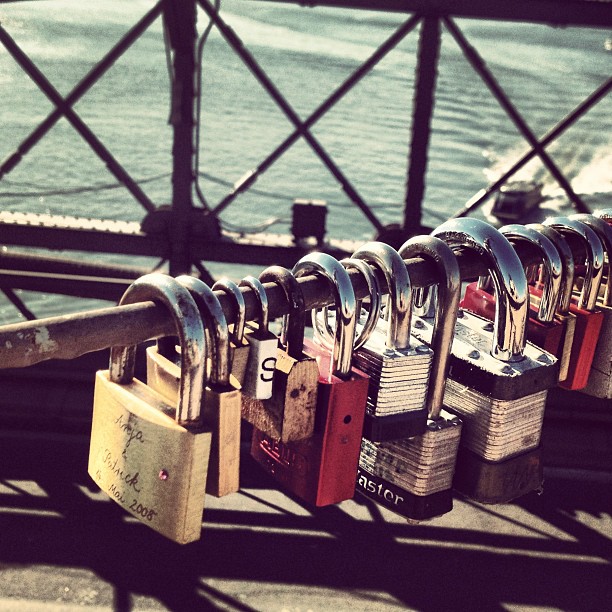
0 0 610 321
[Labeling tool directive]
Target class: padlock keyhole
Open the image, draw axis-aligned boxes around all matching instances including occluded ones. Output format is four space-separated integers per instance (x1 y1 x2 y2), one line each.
343 415 352 425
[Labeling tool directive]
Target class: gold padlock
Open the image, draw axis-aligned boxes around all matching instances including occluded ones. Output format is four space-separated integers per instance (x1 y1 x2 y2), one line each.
147 275 242 497
88 273 211 544
212 277 251 388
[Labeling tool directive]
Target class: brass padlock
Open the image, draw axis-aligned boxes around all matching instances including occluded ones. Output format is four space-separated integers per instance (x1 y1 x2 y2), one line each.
242 266 319 442
147 275 242 498
212 277 251 388
88 273 211 544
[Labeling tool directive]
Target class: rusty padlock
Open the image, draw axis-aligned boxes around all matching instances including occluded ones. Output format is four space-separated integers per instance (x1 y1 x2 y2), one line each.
242 266 319 442
89 273 210 544
251 253 369 506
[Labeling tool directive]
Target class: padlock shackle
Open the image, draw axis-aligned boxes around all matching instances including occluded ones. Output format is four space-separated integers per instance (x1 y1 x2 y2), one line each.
212 278 246 345
526 224 575 315
352 241 413 350
311 257 382 352
432 218 528 362
110 273 206 426
542 217 604 312
398 236 461 420
569 214 612 308
176 276 231 387
499 224 563 324
293 252 357 379
239 276 270 331
259 266 306 360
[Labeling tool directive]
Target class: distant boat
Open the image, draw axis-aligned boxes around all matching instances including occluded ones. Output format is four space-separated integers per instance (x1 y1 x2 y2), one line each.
490 180 544 222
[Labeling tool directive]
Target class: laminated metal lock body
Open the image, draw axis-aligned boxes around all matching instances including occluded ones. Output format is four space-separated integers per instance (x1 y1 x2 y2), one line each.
146 276 242 498
212 278 251 389
542 217 605 391
351 242 433 441
242 266 319 442
460 224 566 376
356 237 463 521
239 276 279 400
251 253 369 506
570 213 612 398
89 273 211 544
429 219 560 503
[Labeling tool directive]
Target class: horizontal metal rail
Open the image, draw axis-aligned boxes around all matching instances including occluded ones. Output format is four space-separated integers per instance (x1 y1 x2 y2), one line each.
0 241 559 370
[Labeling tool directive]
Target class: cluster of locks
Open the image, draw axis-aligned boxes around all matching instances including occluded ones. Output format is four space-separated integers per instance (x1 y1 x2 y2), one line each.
87 211 611 544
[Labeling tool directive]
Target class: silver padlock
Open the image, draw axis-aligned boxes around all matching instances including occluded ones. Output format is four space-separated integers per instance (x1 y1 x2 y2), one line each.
428 218 559 504
570 213 612 398
357 236 463 521
239 276 278 399
350 241 434 441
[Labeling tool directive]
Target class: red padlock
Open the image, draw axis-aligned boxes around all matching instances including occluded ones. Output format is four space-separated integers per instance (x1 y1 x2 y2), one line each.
542 217 605 390
461 224 565 362
570 214 612 398
251 253 370 507
524 223 577 383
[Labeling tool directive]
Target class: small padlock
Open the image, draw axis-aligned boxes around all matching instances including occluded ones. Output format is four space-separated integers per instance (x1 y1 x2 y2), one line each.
251 253 370 506
570 213 612 398
146 275 242 497
542 217 605 390
461 224 566 379
88 273 211 544
351 241 434 441
212 277 251 388
356 236 463 521
239 276 278 400
242 266 319 442
428 218 559 504
525 223 577 383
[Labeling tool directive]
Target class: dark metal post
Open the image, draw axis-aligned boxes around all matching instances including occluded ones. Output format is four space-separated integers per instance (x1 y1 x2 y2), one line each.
403 16 440 235
165 0 198 276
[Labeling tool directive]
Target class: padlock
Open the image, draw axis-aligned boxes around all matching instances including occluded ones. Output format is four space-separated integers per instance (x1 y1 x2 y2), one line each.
356 236 463 521
542 217 605 390
212 277 251 388
312 257 383 356
88 273 211 544
461 224 566 378
427 218 559 504
238 275 278 400
350 241 434 441
251 253 369 506
569 214 612 398
241 266 319 442
146 275 242 497
525 223 577 383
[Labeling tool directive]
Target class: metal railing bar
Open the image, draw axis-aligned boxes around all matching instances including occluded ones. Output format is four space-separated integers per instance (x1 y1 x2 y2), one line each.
443 17 590 215
0 0 164 213
451 77 612 219
197 0 385 233
0 242 551 370
211 13 421 217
